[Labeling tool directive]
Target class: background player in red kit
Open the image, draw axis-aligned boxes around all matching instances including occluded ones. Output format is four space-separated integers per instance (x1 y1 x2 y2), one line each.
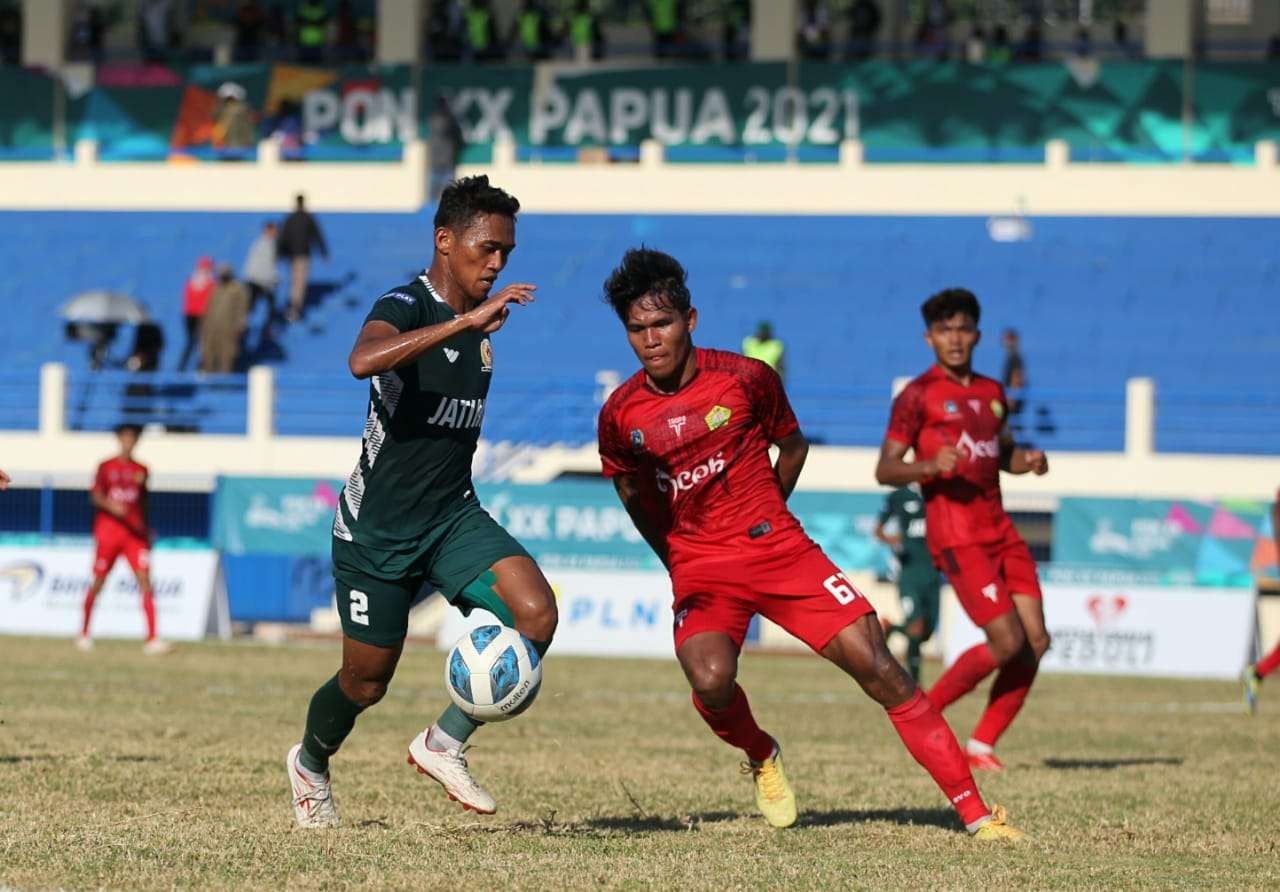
597 249 1021 839
1242 486 1280 714
80 424 172 655
876 288 1049 772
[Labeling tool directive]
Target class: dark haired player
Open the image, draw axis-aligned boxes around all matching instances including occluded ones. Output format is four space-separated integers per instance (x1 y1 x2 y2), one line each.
874 483 941 683
286 176 558 828
876 288 1050 773
79 423 171 655
1242 486 1280 715
597 249 1021 839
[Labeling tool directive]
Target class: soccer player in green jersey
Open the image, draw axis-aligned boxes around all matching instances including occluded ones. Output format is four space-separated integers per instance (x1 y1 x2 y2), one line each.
286 176 558 828
874 483 942 683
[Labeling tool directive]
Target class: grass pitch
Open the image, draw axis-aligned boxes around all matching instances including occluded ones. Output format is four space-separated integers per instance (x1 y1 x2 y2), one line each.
2 636 1278 890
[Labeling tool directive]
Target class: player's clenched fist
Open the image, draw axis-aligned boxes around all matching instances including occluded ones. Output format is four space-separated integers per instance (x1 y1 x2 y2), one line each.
1022 448 1049 475
930 444 960 476
464 283 536 334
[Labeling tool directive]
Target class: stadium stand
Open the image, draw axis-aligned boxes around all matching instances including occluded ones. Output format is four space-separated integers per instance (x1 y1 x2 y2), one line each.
3 209 1276 453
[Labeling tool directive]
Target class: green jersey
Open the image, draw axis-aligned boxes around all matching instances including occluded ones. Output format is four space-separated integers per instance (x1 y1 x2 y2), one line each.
333 274 494 552
878 484 937 579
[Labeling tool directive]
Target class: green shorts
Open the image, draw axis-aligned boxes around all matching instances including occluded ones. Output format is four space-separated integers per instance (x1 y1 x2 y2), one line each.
332 499 531 647
897 569 942 638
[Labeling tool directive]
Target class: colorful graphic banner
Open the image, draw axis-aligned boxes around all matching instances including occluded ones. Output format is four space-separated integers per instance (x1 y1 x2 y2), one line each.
213 476 895 573
7 60 1275 161
1053 497 1278 586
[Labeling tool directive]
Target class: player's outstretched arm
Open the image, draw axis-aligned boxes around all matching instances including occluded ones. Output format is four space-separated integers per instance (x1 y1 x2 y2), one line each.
999 430 1049 475
347 284 535 378
875 438 953 486
611 474 670 569
773 430 808 500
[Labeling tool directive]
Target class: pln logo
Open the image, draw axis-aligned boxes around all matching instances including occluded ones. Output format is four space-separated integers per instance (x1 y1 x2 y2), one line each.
1086 594 1128 628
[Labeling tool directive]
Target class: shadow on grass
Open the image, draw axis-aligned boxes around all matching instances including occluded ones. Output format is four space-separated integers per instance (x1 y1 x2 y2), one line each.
580 810 743 833
0 755 55 764
1043 756 1183 771
796 807 961 831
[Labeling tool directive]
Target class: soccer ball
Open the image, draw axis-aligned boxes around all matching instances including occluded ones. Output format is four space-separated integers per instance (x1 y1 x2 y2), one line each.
445 625 542 723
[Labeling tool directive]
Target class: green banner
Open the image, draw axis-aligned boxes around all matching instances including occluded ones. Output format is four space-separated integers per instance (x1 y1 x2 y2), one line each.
8 60 1278 161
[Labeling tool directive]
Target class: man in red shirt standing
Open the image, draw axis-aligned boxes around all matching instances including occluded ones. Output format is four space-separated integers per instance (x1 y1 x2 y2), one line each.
876 288 1049 772
80 424 172 655
597 249 1021 839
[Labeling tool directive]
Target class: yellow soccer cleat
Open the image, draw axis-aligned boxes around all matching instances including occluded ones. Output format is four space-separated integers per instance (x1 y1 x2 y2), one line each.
742 745 797 829
972 804 1024 841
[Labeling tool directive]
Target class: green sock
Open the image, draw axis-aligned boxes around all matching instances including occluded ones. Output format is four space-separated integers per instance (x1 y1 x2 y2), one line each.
299 673 365 774
432 637 551 746
905 635 923 683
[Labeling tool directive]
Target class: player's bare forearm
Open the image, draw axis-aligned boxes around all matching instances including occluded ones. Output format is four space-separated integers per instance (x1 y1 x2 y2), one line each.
773 430 808 500
1004 444 1048 476
611 476 670 569
875 439 935 486
347 318 471 379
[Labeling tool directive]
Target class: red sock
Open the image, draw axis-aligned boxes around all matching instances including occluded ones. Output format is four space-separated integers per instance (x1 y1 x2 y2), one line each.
141 588 157 641
927 643 998 711
886 689 989 829
692 685 774 763
1257 642 1280 679
81 587 99 638
971 657 1039 747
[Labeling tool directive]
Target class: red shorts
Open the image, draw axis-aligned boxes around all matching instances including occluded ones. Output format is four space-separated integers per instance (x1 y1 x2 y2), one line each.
670 537 875 654
93 530 150 578
935 533 1042 628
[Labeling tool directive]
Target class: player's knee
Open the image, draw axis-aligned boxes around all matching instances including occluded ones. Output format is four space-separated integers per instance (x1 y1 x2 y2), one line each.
345 677 389 708
988 625 1027 665
1029 629 1051 660
513 591 557 644
687 661 736 709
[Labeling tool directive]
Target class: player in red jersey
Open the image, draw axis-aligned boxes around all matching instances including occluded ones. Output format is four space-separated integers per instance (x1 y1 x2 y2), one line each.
875 288 1049 773
1242 486 1280 714
79 424 172 655
597 249 1021 838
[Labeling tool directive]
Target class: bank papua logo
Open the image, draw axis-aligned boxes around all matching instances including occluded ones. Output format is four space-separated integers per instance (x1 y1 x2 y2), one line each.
0 561 44 601
245 482 341 533
1086 594 1128 628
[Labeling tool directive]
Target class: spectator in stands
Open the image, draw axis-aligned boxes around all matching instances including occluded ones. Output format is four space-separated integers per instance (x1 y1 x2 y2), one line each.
138 0 175 63
234 0 268 61
912 0 951 60
1072 26 1093 59
179 257 215 371
333 0 365 62
427 0 466 62
567 0 606 63
213 83 256 157
1112 20 1139 60
428 96 464 203
0 1 21 65
201 264 250 374
722 0 750 61
464 0 504 62
797 0 832 61
742 321 785 383
1268 33 1280 60
242 221 280 323
126 322 165 372
279 194 328 323
511 0 555 61
1001 327 1026 425
295 0 328 64
266 2 290 56
987 24 1012 64
847 0 881 61
69 3 106 64
1017 21 1042 61
647 0 682 59
964 24 986 63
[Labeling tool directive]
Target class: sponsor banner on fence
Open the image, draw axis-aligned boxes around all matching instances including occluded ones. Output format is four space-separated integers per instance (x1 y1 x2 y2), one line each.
1053 497 1277 586
22 61 1279 159
0 543 229 641
439 569 677 658
214 476 895 573
944 580 1255 679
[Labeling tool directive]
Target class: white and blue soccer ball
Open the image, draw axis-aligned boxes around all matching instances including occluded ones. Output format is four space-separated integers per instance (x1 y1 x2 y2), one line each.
445 625 542 723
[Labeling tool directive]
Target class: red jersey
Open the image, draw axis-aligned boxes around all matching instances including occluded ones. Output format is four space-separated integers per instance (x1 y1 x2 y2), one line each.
92 456 149 540
598 348 804 569
885 365 1011 550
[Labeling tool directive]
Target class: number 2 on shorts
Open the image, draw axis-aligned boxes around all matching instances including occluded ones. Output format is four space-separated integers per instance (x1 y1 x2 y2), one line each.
823 572 860 605
349 590 370 626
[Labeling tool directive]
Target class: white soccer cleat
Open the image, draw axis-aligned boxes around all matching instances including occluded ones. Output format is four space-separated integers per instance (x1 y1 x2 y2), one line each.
286 742 339 829
407 729 497 815
75 636 93 652
142 639 174 656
